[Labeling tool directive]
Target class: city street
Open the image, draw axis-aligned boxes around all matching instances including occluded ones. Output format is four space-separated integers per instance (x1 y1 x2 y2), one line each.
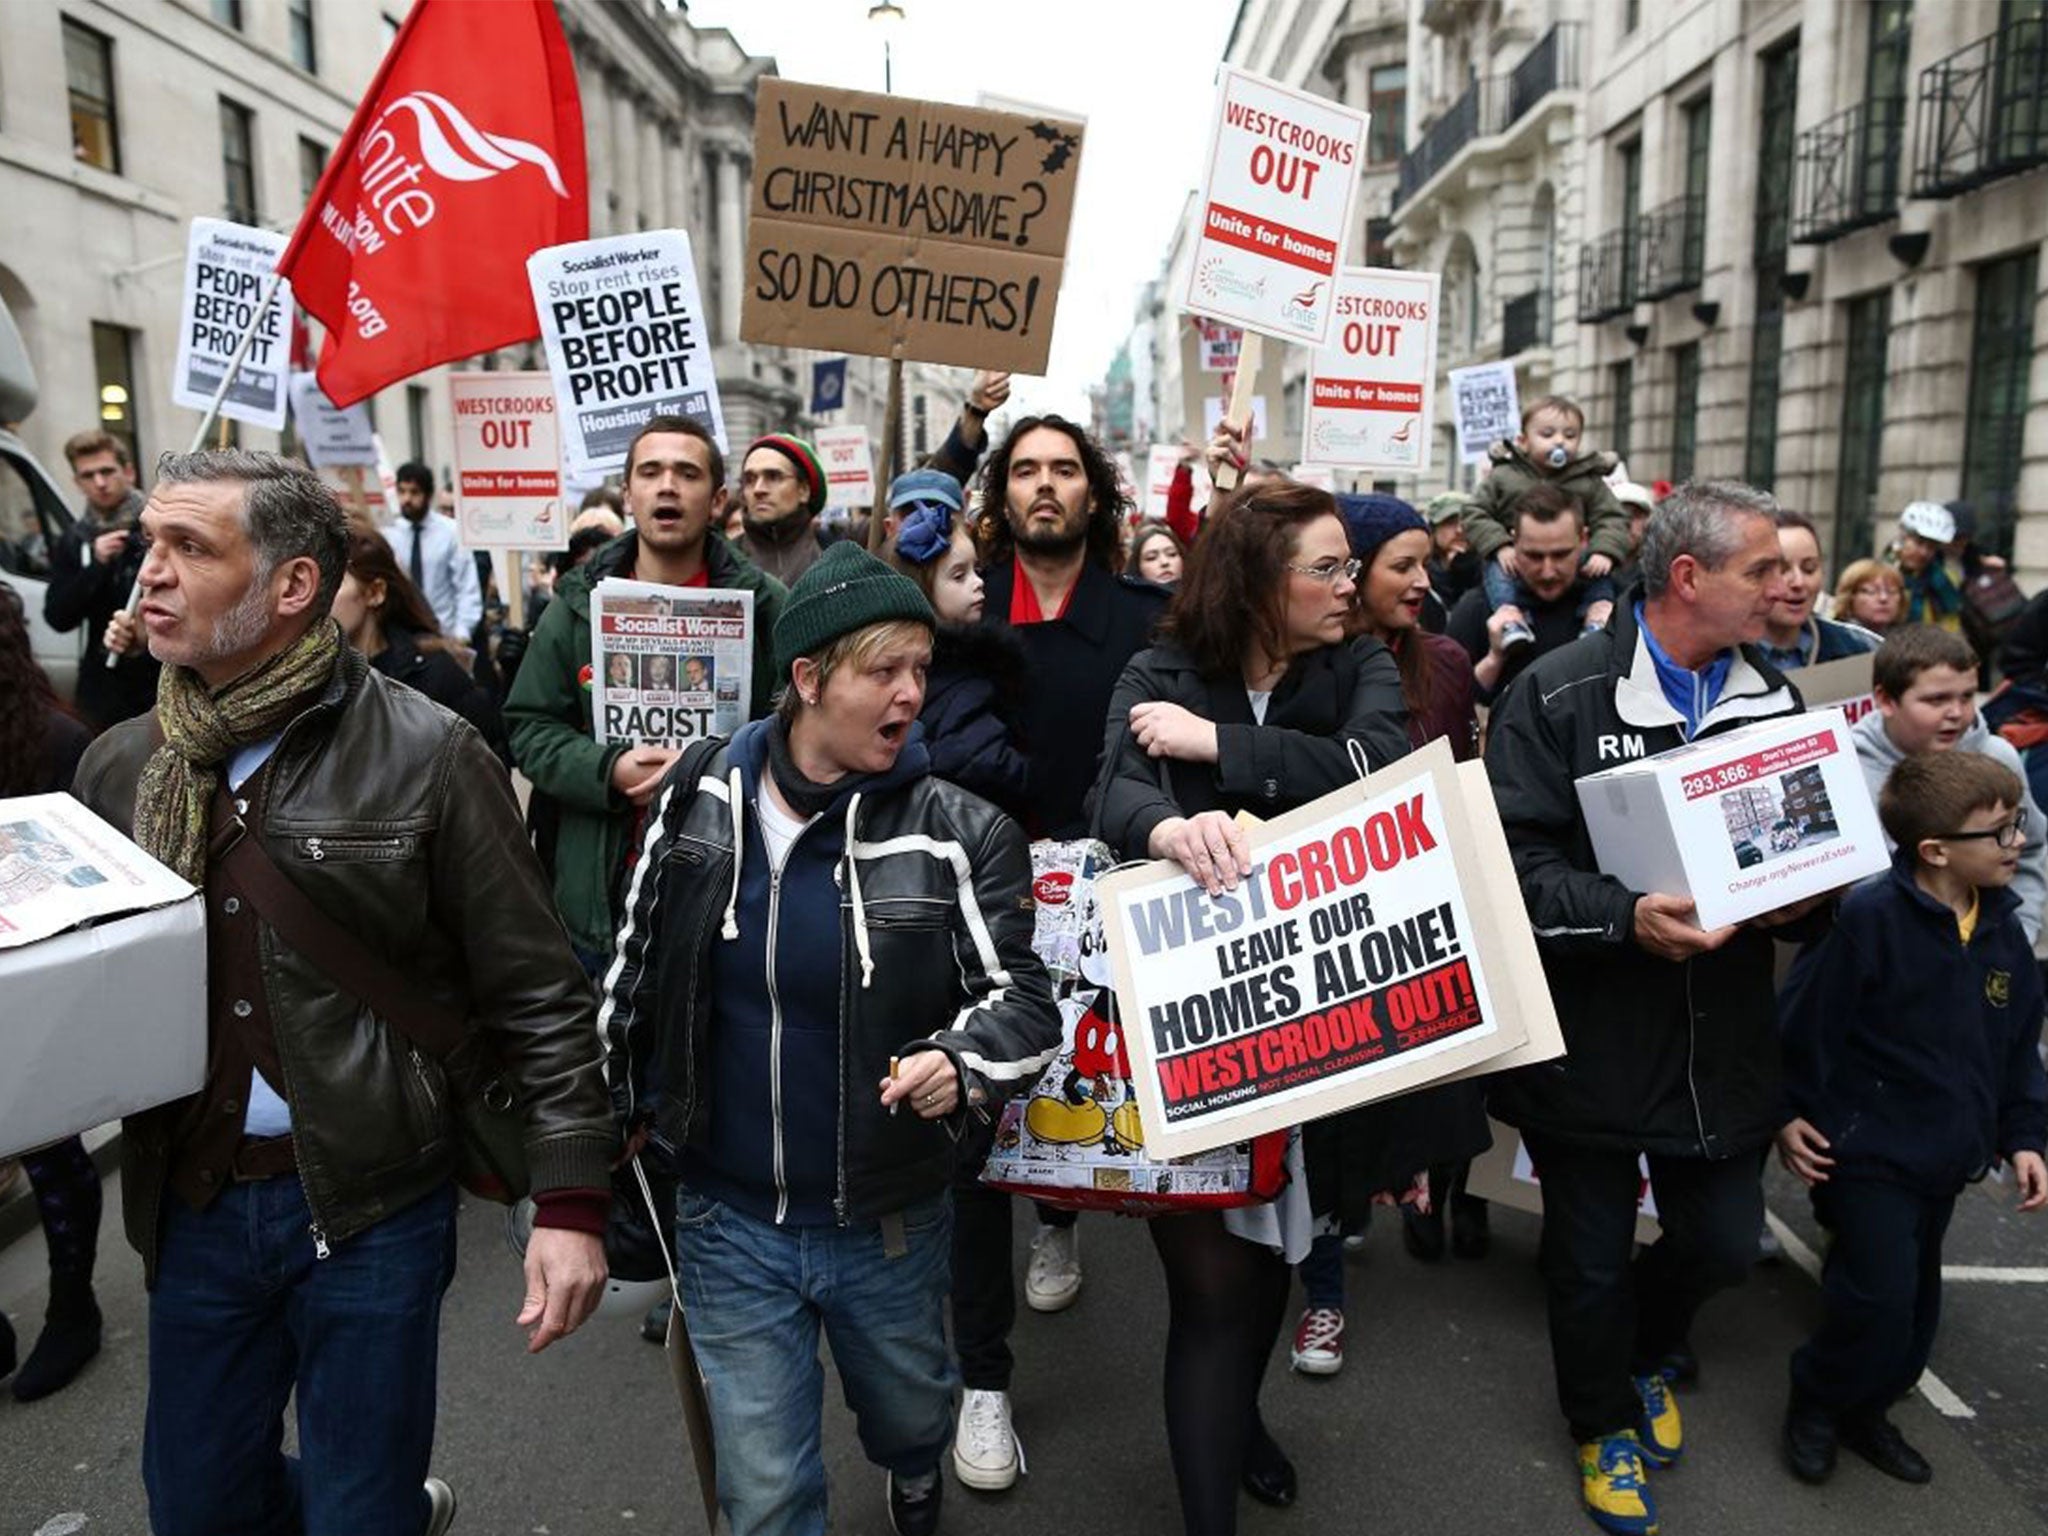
4 1156 2045 1536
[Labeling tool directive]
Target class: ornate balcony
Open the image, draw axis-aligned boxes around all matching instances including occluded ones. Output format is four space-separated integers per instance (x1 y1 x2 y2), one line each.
1635 194 1704 301
1397 75 1484 207
1506 23 1581 128
1577 229 1632 323
1912 14 2048 199
1794 97 1906 242
1394 24 1581 212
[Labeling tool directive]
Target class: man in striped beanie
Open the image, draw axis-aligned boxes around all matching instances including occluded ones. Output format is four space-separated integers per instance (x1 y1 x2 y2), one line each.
736 433 830 586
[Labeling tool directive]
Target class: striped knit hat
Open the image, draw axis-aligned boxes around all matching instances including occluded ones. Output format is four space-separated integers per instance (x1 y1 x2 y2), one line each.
745 434 827 515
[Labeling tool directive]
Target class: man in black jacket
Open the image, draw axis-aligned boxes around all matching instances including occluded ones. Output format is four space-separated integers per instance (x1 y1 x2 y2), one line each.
44 428 158 729
91 449 612 1536
1483 480 1824 1536
952 413 1166 1487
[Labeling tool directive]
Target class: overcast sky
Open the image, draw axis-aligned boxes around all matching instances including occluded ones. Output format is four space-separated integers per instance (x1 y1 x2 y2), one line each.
686 0 1238 417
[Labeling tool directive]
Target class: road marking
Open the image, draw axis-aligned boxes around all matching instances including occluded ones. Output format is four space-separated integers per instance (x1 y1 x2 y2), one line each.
1763 1209 1976 1420
1941 1266 2048 1283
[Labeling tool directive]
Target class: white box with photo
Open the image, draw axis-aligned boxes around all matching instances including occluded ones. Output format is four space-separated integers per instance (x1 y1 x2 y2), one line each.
1574 708 1888 931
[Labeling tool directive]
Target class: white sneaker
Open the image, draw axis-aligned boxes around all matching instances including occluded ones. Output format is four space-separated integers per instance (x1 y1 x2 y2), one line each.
952 1388 1024 1490
424 1477 458 1536
1024 1222 1082 1312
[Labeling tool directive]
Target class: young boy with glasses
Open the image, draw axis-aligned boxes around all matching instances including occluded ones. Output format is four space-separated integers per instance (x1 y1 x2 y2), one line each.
1776 750 2048 1488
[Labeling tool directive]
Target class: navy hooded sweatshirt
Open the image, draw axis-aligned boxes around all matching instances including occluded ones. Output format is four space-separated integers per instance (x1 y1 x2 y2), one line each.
1779 850 2048 1196
683 717 933 1226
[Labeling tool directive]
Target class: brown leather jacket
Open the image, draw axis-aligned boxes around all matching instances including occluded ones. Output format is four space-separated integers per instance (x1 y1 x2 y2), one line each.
75 645 615 1283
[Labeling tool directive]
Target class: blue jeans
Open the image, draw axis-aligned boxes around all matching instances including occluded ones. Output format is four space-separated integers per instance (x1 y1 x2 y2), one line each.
1298 1230 1345 1310
1482 562 1617 623
677 1190 956 1536
143 1177 458 1536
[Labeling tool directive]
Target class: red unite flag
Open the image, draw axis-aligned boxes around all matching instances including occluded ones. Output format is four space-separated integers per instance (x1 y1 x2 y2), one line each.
278 0 587 407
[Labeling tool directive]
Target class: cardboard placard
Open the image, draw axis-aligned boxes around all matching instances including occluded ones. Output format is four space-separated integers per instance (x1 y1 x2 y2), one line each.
1183 66 1369 347
172 218 292 430
1304 268 1439 473
447 371 567 552
1450 361 1519 465
1197 318 1241 373
288 371 377 468
1181 319 1287 461
1143 445 1182 521
1576 708 1888 930
1097 740 1560 1160
528 230 725 478
815 424 876 508
1466 1120 1662 1243
741 79 1085 374
1794 651 1877 728
1290 464 1338 491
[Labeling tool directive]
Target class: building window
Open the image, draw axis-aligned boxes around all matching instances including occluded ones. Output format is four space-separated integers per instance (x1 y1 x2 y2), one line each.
1748 36 1800 489
299 137 328 205
1745 298 1785 488
1367 65 1407 165
1623 0 1640 35
406 384 429 465
1834 291 1891 567
64 19 119 173
211 0 242 28
1681 95 1712 276
91 322 142 467
220 99 258 223
1365 217 1395 269
1618 139 1642 300
288 0 317 75
1671 343 1701 482
1960 247 2041 560
1610 359 1634 464
1860 0 1912 213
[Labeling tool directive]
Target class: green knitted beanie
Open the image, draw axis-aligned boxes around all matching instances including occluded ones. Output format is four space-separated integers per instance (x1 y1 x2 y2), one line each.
772 540 936 681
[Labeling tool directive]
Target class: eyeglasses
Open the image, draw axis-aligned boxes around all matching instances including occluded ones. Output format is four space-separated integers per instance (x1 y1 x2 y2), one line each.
1940 808 2030 849
1288 558 1362 584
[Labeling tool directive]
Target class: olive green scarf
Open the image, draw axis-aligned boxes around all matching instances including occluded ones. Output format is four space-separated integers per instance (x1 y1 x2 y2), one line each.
134 620 343 885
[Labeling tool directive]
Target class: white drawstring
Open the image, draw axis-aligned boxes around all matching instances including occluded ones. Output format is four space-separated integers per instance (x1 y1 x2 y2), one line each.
1346 738 1372 783
721 765 744 940
844 791 874 989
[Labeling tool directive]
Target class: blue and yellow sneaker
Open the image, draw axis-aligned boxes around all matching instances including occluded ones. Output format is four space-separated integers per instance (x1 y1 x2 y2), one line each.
1633 1373 1683 1467
1579 1434 1659 1536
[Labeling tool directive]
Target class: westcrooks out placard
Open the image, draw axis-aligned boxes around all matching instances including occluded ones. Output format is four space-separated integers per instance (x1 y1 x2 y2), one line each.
1303 268 1439 473
742 79 1085 374
447 371 565 552
1099 743 1561 1160
1183 67 1369 347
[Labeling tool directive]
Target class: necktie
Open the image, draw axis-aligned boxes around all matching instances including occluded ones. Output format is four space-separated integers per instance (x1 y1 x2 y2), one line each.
410 522 426 589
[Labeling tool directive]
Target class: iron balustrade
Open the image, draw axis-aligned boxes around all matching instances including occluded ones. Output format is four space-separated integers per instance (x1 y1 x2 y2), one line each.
1912 14 2048 198
1578 229 1632 322
1793 96 1907 242
1635 194 1705 301
1395 24 1582 210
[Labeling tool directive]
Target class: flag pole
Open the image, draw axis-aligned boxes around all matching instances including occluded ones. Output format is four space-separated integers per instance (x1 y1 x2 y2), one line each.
108 268 286 668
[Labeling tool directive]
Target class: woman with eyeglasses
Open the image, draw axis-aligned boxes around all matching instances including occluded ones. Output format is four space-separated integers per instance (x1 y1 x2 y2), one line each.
1091 483 1408 1536
1833 559 1906 637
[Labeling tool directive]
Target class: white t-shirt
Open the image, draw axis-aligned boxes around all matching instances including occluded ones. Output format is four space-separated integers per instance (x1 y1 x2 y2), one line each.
1246 689 1273 724
756 779 818 869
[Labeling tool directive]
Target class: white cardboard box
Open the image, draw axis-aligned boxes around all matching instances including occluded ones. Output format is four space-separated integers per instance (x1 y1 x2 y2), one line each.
1575 708 1887 931
0 796 207 1159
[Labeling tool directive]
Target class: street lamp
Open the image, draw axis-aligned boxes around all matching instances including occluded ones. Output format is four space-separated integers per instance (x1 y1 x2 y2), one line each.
867 1 903 94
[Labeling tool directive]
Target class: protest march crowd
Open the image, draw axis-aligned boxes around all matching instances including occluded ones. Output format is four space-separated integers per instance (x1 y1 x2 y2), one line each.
3 7 2046 1536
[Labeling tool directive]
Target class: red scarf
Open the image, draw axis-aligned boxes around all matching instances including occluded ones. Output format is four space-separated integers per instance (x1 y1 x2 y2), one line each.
1010 561 1076 624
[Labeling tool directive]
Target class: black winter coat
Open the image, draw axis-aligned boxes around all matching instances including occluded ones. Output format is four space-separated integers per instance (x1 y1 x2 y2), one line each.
1483 595 1827 1158
1091 636 1410 859
43 501 160 730
982 559 1167 839
920 622 1031 825
369 625 509 766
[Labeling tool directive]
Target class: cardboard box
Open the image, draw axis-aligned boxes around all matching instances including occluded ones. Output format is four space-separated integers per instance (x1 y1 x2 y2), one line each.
0 795 206 1158
1575 708 1887 931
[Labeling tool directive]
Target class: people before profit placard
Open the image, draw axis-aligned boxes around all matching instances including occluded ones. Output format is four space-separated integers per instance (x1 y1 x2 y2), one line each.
883 468 1031 826
43 428 160 731
597 541 1059 1536
86 449 613 1535
1481 480 1825 1536
735 433 830 586
0 580 104 1404
954 413 1168 1481
503 415 786 973
1459 396 1628 652
331 519 509 765
1089 483 1409 1536
1314 494 1490 1325
1776 749 2047 1489
383 460 482 644
1756 509 1880 674
1851 624 2047 946
1447 485 1598 701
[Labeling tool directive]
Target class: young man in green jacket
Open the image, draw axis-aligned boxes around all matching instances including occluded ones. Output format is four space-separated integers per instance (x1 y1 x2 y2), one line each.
506 415 786 970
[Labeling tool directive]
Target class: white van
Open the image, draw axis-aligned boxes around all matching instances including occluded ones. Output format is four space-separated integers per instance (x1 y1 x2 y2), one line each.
0 296 83 701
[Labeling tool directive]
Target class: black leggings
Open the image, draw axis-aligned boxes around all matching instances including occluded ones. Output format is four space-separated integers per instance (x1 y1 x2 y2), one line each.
1148 1211 1293 1536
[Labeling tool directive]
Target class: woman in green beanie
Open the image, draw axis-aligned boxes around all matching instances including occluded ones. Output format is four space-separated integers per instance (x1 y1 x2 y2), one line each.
599 540 1061 1536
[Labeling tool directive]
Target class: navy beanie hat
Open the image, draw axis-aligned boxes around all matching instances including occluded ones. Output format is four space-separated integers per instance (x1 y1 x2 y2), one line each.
1337 492 1428 562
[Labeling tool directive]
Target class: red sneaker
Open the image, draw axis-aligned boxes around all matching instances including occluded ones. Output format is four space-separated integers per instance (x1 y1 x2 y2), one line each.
1290 1306 1345 1376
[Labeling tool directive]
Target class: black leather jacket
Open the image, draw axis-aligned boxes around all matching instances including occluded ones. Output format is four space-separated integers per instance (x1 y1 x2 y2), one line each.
74 644 615 1282
599 728 1062 1223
